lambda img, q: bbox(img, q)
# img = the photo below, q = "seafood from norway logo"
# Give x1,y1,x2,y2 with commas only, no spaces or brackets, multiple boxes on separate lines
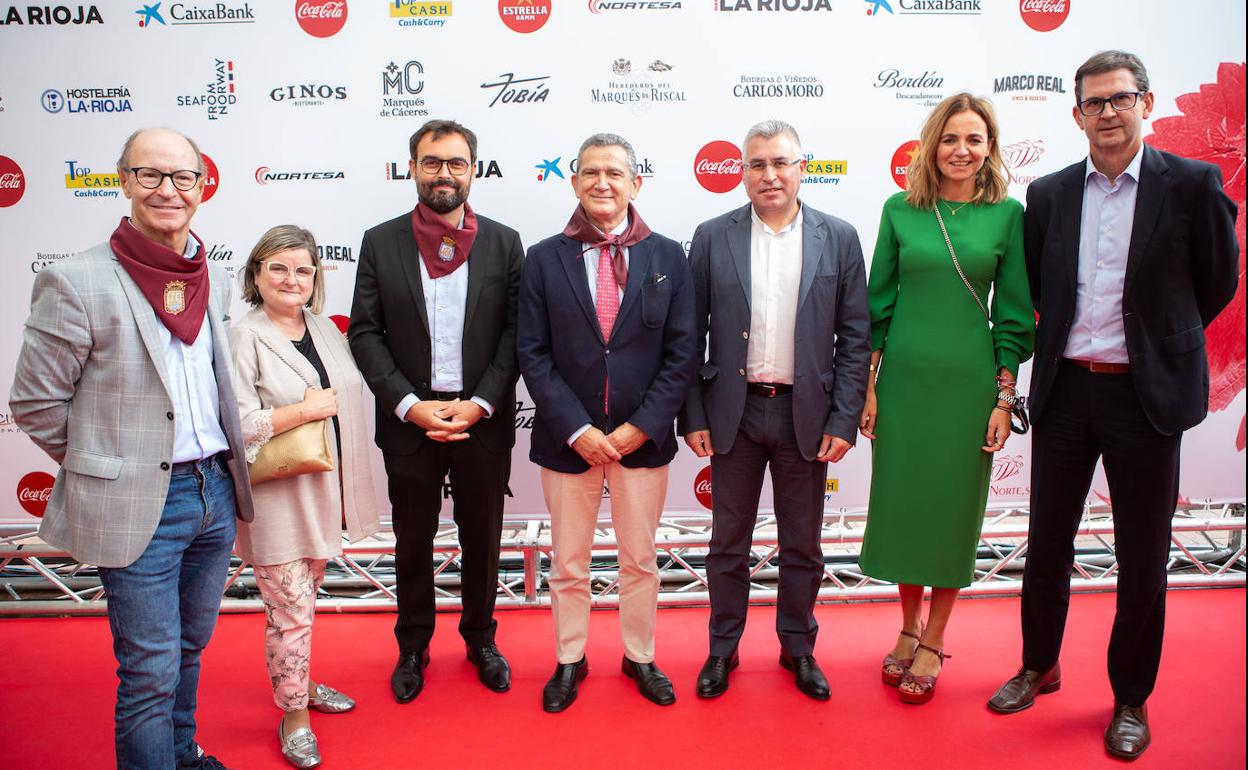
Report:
694,140,743,193
390,1,451,27
17,471,56,518
176,59,236,119
0,155,26,208
889,139,920,190
1002,139,1045,185
990,454,1028,497
1019,0,1068,31
0,4,102,24
498,0,549,33
694,465,712,509
295,0,348,37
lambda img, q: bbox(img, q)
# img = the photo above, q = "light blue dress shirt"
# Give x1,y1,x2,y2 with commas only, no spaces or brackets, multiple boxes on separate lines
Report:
1064,145,1144,364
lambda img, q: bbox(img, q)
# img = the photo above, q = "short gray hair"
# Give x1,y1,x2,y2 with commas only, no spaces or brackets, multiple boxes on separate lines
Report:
1074,50,1150,103
116,128,205,175
576,132,638,178
743,119,802,157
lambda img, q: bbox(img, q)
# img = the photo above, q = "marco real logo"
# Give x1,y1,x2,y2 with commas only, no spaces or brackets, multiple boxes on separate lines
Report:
296,0,348,36
993,73,1066,102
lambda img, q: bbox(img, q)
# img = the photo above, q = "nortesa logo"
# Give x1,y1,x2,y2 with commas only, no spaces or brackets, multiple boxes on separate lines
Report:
694,140,743,193
17,471,55,518
498,0,549,33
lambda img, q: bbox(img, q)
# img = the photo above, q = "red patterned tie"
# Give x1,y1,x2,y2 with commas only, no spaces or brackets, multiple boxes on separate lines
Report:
595,244,619,415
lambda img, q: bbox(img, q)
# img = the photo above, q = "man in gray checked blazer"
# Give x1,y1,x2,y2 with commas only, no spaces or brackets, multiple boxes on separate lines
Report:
10,128,254,770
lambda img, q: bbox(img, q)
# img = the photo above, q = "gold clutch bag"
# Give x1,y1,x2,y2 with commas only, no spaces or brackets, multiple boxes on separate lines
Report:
247,419,334,485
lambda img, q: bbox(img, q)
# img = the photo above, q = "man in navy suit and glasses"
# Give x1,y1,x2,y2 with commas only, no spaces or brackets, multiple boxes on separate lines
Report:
518,132,697,713
987,51,1238,760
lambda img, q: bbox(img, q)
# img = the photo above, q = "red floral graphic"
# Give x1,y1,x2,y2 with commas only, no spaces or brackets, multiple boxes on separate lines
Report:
1146,62,1247,450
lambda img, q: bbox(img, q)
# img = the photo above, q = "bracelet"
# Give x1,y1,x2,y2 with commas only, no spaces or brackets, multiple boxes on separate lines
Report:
993,405,1012,413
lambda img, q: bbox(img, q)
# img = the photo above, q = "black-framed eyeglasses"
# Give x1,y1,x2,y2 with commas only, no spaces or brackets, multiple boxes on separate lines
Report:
127,167,203,191
745,157,802,174
417,156,471,176
1077,91,1145,117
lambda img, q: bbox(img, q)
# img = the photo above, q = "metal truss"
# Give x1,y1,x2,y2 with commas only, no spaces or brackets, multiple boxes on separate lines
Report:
1,499,1242,615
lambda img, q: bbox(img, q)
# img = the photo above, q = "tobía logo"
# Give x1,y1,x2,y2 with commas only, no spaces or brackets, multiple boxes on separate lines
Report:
694,465,712,509
498,0,549,33
1019,0,1067,31
890,140,920,190
694,140,743,193
17,471,56,518
296,0,347,36
480,73,550,107
0,155,27,207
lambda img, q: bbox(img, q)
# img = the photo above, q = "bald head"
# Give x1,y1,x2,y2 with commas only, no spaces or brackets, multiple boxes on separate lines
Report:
117,128,204,176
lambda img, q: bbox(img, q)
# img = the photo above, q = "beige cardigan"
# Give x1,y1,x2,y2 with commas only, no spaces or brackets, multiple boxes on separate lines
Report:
229,307,379,565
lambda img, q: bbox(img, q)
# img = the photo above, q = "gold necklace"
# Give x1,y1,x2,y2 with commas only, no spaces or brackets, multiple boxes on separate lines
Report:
943,199,971,216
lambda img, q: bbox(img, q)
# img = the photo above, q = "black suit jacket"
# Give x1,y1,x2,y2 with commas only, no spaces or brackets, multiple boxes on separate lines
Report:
1024,144,1238,435
517,230,697,473
349,209,524,455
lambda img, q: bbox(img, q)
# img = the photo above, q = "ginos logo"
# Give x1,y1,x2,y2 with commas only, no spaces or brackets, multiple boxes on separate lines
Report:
498,0,550,33
296,0,348,37
330,314,350,335
1019,0,1069,31
890,140,920,190
201,153,220,203
0,155,26,208
17,471,55,518
694,465,712,510
694,140,743,193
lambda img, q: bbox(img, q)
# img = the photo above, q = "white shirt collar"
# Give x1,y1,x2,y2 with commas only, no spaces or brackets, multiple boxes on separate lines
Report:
1085,143,1145,185
750,202,803,235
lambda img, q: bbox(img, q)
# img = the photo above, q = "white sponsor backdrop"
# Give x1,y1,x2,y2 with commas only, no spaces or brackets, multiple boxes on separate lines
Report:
0,1,1243,525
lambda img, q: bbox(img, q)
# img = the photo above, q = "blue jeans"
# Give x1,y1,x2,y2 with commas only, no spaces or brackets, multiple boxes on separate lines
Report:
98,454,237,770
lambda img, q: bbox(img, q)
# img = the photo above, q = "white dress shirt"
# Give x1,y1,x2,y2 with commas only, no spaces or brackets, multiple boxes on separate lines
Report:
160,229,230,463
746,205,803,384
394,214,493,422
1064,145,1143,364
568,218,629,445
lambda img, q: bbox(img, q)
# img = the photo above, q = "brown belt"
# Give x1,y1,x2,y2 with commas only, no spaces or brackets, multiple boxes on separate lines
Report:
1065,358,1130,374
746,382,793,398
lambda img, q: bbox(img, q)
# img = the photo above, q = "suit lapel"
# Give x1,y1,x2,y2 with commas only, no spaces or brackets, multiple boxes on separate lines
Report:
557,236,604,344
1059,165,1084,298
613,235,653,336
1124,145,1170,299
797,206,826,313
394,215,430,334
726,205,752,310
463,229,487,334
114,263,174,398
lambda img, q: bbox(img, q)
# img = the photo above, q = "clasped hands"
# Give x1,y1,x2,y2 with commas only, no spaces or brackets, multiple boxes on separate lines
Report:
572,422,648,466
404,398,485,442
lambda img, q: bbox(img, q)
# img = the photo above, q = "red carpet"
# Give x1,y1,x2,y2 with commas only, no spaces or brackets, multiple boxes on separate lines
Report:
1,589,1243,769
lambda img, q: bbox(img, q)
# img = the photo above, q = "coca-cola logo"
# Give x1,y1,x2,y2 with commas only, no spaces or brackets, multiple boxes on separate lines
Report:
498,1,550,34
329,314,349,335
201,153,220,203
694,140,743,194
1001,139,1045,170
992,454,1024,482
694,465,712,510
296,0,348,37
17,471,55,518
890,139,920,190
1019,0,1069,31
0,155,26,208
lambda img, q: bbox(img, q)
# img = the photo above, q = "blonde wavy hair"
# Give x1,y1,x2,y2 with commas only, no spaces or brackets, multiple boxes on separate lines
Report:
905,92,1010,211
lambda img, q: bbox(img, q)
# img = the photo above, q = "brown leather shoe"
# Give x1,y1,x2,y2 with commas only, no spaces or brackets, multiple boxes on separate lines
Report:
1105,702,1150,760
986,664,1061,713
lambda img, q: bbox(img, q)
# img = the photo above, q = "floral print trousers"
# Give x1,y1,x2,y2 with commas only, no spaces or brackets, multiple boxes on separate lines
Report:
253,558,327,711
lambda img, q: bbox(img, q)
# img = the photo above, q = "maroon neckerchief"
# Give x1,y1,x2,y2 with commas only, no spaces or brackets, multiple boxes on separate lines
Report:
411,202,478,279
561,203,652,289
109,217,209,345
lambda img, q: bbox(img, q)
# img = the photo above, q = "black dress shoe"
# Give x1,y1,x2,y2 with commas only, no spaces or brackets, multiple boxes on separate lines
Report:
779,652,830,701
1105,701,1151,760
390,649,430,703
621,657,676,706
987,664,1062,714
696,652,740,698
466,644,511,692
542,657,588,713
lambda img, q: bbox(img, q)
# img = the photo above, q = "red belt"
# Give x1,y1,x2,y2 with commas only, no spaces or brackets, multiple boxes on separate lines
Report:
1065,358,1130,374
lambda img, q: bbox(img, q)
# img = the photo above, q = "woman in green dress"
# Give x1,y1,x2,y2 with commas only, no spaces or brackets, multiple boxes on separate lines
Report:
858,93,1034,704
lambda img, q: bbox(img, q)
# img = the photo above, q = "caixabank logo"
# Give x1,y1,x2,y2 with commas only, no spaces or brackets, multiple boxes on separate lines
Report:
1,4,102,25
390,0,451,27
0,155,27,208
715,0,831,12
41,86,134,115
63,160,120,199
177,59,236,120
533,154,655,182
296,0,348,36
134,2,255,27
498,0,549,33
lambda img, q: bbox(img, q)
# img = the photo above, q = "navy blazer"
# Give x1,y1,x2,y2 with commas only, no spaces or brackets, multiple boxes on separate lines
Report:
1024,144,1238,435
677,203,871,460
518,230,697,473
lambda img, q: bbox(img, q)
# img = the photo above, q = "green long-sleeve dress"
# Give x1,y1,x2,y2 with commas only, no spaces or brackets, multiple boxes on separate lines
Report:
859,192,1034,588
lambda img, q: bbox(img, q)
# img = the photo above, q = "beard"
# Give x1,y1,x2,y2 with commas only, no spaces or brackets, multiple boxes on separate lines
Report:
418,177,470,214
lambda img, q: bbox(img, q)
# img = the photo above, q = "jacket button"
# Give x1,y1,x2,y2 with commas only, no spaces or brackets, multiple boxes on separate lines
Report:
742,331,749,339
738,368,746,376
160,462,170,471
166,412,174,420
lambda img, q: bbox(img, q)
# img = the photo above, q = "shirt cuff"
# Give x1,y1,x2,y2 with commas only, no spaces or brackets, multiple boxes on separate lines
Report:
566,424,592,447
395,393,419,422
470,396,494,418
